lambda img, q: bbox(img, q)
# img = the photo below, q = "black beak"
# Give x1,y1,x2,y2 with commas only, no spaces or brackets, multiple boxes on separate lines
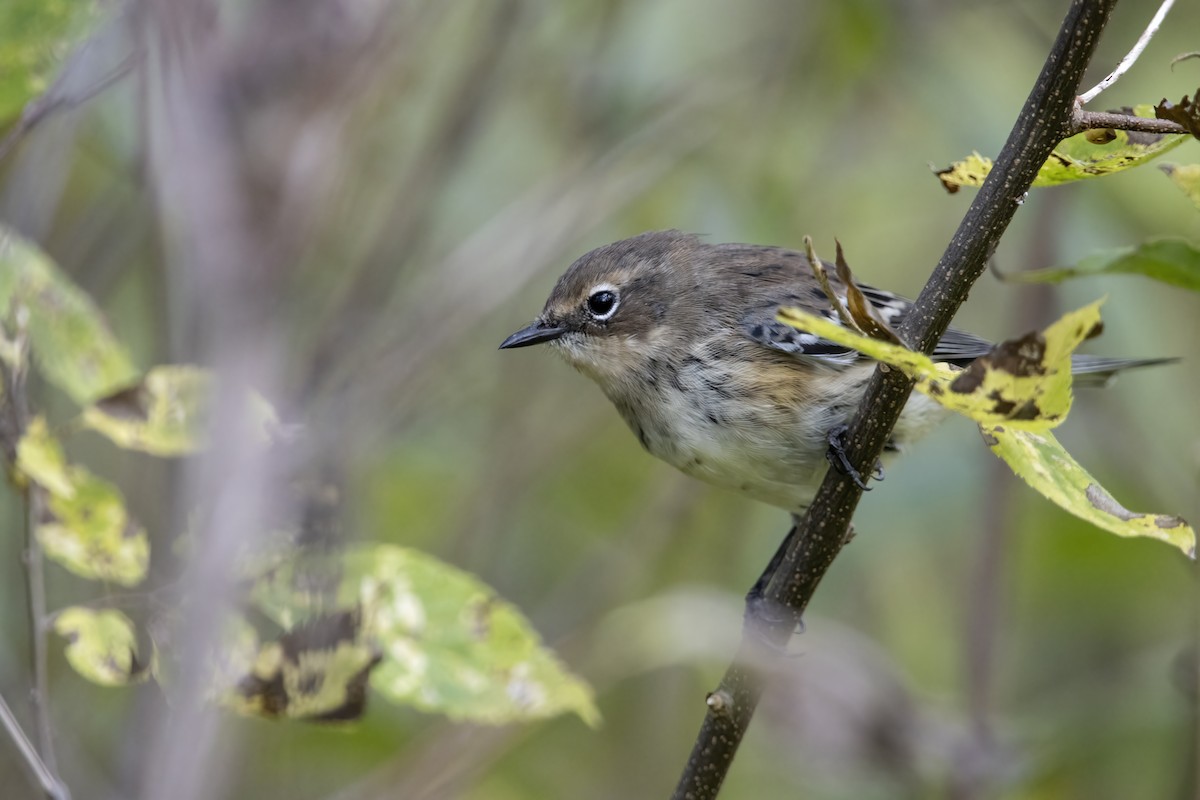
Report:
499,320,567,349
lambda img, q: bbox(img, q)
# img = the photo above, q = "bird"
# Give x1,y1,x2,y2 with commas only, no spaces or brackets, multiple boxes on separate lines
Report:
500,230,1167,516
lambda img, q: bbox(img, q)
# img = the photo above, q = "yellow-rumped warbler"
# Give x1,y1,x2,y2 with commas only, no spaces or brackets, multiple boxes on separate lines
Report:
501,230,1165,514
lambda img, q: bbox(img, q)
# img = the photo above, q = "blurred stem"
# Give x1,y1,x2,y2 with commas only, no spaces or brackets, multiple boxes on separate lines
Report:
671,2,1119,798
0,335,70,799
953,194,1064,800
1185,578,1200,800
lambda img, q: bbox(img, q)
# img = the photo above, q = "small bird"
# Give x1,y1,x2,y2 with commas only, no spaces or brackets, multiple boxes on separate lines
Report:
500,230,1165,515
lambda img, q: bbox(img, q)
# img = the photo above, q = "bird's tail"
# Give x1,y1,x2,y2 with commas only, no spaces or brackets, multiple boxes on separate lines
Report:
1069,355,1178,388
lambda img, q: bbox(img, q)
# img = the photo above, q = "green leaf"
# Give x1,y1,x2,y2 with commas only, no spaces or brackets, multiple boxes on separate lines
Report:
0,0,101,122
983,426,1195,558
777,300,1104,431
249,544,599,726
935,106,1188,192
0,226,140,404
1001,238,1200,291
81,366,213,456
17,416,149,586
1160,163,1200,209
53,607,153,686
81,365,288,456
14,415,74,495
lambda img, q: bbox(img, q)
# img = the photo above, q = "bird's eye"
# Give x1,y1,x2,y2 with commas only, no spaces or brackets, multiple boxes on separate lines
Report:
586,289,619,320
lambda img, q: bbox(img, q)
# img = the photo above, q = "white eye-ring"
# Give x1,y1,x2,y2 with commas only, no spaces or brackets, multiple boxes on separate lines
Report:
585,284,620,321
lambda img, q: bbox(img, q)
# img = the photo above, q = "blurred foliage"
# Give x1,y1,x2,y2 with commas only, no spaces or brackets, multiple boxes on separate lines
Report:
248,545,598,725
1,1,1199,799
1004,236,1200,289
0,227,139,404
16,415,149,586
1161,161,1200,208
1,229,593,726
0,0,98,122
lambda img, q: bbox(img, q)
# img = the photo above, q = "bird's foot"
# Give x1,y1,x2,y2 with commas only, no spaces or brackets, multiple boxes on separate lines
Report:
825,424,883,490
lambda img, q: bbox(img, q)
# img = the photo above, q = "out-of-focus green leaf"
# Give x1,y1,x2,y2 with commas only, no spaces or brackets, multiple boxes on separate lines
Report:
82,366,213,456
777,300,1104,431
53,607,152,686
1160,163,1200,209
0,226,140,405
935,106,1187,192
17,416,149,586
0,0,100,122
14,415,74,495
250,544,599,726
1000,239,1200,291
983,426,1195,558
219,610,382,722
82,365,289,455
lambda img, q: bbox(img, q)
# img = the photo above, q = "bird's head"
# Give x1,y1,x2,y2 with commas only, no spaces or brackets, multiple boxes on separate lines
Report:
500,230,702,387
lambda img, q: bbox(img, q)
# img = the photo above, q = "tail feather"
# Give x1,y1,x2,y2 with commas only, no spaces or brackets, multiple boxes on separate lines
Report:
1069,355,1178,388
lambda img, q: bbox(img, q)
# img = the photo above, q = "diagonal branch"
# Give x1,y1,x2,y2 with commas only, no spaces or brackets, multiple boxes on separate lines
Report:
670,1,1120,797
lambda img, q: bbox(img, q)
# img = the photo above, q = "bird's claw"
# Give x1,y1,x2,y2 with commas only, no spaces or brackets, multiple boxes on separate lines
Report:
825,424,882,490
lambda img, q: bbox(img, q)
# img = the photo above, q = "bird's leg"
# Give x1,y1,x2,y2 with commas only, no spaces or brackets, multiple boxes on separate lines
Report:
825,423,884,490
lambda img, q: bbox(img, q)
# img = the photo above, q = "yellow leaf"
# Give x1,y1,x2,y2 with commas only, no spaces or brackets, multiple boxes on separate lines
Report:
82,366,213,456
54,607,153,686
983,426,1195,558
16,415,149,586
777,300,1104,430
0,227,140,404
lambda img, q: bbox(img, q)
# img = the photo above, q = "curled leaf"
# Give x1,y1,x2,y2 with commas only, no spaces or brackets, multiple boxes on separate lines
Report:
1155,93,1200,139
833,241,903,344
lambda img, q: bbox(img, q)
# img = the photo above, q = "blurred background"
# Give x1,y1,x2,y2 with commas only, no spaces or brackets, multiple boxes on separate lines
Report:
1,0,1199,798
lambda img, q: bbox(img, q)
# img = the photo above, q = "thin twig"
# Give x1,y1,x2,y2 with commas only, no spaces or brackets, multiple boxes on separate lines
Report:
0,333,69,798
1070,108,1189,136
1078,0,1174,104
7,339,58,770
0,693,70,800
0,43,139,164
670,2,1119,797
